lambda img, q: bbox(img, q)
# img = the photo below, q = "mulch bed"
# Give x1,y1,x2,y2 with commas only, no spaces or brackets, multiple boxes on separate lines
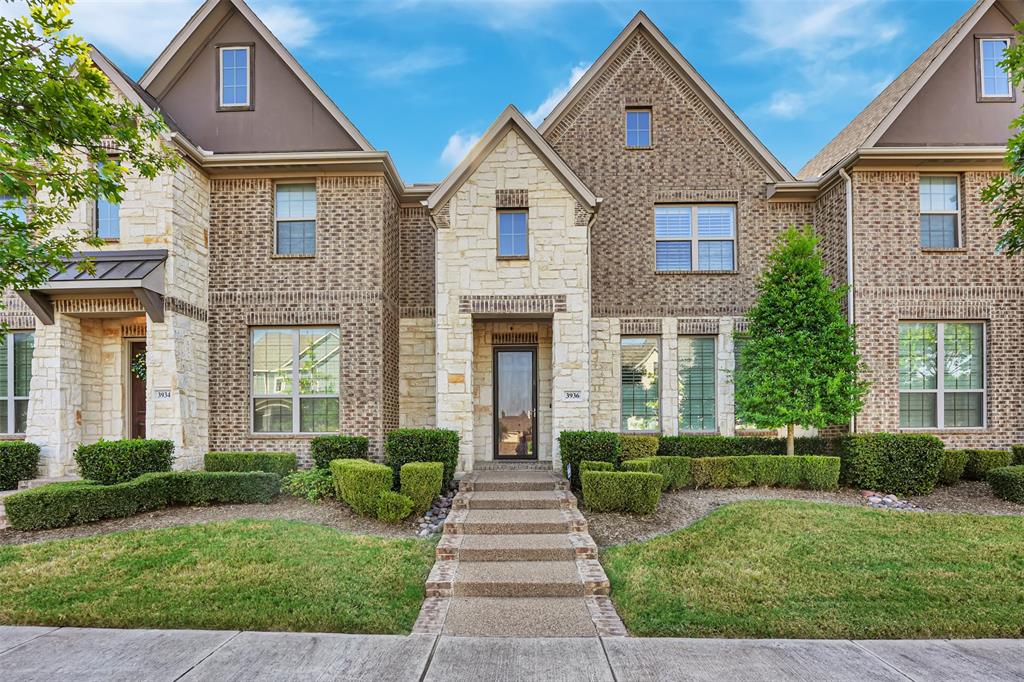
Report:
0,495,419,546
584,481,1024,547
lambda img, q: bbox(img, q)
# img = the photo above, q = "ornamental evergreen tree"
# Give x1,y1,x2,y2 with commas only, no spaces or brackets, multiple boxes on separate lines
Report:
735,225,869,455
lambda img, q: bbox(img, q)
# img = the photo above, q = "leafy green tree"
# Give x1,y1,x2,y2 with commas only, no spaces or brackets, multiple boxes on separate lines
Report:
0,0,180,334
735,225,869,455
982,30,1024,256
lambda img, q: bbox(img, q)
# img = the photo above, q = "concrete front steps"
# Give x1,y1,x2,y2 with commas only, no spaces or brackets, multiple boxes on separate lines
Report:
414,468,625,637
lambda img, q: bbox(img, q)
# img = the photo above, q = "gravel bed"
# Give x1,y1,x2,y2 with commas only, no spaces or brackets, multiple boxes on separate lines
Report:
584,482,1023,548
0,495,419,546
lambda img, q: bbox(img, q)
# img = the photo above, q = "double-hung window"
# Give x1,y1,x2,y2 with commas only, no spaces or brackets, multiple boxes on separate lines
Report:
252,327,340,434
621,337,660,432
626,108,651,147
275,183,316,255
919,176,959,248
219,46,251,108
497,209,528,258
655,205,736,272
95,162,120,240
0,332,34,434
899,322,985,429
678,336,716,432
978,37,1012,99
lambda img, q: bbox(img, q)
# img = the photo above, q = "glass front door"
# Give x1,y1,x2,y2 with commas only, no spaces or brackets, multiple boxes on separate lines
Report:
494,347,537,459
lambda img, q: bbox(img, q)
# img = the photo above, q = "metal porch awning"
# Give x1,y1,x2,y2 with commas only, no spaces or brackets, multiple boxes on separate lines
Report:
16,249,167,324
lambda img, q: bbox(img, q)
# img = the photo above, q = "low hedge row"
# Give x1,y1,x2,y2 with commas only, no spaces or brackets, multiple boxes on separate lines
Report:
5,471,279,531
658,435,833,458
401,461,444,515
385,428,459,488
938,450,969,486
1013,445,1024,466
310,436,369,469
621,456,692,491
987,465,1024,504
580,460,615,473
582,471,662,514
559,431,621,489
0,442,40,490
836,433,943,495
74,439,174,485
963,449,1014,481
204,451,296,477
620,435,659,461
690,455,840,490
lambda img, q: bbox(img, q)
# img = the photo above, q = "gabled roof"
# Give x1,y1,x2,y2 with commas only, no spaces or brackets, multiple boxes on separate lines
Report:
426,105,599,212
798,0,1018,179
139,0,372,151
537,11,794,182
90,46,188,141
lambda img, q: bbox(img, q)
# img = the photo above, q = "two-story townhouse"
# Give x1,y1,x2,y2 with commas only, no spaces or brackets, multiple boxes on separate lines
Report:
3,0,1019,478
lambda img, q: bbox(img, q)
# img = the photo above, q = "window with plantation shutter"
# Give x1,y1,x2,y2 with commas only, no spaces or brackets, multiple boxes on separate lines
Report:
655,205,735,272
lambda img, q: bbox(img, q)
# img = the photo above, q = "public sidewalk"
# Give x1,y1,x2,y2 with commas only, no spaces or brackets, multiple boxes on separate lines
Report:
1,626,1022,681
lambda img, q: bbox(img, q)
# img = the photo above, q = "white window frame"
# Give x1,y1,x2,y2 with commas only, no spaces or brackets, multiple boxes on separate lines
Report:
1,331,33,435
625,107,652,148
919,175,960,249
274,181,317,256
250,327,340,435
678,335,718,433
219,45,251,108
898,321,987,430
655,204,737,272
979,37,1012,98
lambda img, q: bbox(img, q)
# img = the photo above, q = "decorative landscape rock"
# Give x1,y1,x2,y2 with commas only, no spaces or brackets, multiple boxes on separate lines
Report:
860,490,922,511
414,485,458,537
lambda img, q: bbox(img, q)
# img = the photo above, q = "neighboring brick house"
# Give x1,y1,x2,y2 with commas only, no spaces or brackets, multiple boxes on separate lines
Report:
2,0,1019,476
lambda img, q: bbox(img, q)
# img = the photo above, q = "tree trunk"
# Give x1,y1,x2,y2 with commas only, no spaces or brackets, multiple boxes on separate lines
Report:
786,424,795,456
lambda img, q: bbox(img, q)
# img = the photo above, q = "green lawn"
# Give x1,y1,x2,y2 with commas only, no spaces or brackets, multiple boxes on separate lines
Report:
0,520,435,634
603,500,1024,639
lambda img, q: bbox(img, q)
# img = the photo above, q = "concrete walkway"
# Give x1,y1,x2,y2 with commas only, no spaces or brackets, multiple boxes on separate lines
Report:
1,627,1022,681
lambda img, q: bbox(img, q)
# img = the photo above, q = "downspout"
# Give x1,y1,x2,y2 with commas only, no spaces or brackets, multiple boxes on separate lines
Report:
839,167,855,434
585,198,602,434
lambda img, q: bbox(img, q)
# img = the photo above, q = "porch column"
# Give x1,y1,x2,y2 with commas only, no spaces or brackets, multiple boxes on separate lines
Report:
660,317,679,436
551,310,590,471
436,312,474,474
25,313,83,476
718,317,737,436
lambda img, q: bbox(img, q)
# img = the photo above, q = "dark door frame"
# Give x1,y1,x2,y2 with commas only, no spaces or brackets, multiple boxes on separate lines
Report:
128,339,147,440
492,345,539,460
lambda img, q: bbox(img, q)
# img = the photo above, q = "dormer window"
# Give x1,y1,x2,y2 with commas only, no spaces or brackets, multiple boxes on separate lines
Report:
977,37,1013,101
219,45,252,109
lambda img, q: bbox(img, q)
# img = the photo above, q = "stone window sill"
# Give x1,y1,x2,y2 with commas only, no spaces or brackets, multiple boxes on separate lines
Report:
625,145,655,151
271,253,316,259
897,427,991,435
655,269,738,276
247,432,331,439
496,256,530,262
920,247,967,254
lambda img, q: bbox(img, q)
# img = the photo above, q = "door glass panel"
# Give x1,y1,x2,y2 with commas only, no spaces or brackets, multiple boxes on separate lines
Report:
496,350,534,458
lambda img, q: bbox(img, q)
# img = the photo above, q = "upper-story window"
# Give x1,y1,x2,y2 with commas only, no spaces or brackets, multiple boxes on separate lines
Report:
919,175,959,249
275,183,316,255
0,194,25,223
655,205,736,272
497,209,528,258
978,37,1012,100
219,45,251,108
94,161,120,240
626,108,651,147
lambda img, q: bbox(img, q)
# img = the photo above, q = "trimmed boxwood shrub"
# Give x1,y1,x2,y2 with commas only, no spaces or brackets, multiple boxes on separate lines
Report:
621,456,692,491
0,441,40,490
987,465,1024,504
938,450,969,486
377,490,415,523
401,461,444,515
690,455,840,490
836,433,943,495
331,459,392,517
619,435,659,461
309,436,369,469
580,460,615,473
658,434,833,458
582,471,662,514
4,471,279,531
204,451,296,477
74,439,174,485
559,431,620,489
1013,445,1024,466
385,428,459,488
963,449,1014,481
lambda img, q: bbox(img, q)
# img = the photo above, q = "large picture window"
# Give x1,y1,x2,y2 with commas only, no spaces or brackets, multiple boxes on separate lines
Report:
0,331,34,434
655,205,736,272
899,322,985,429
252,327,339,434
679,336,716,432
621,337,659,432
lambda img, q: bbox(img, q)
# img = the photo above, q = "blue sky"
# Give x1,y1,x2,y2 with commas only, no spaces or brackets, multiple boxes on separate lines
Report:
67,0,975,183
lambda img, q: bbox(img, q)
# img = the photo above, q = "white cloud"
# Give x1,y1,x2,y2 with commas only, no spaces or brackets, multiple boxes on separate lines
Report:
366,46,465,81
525,62,589,126
440,130,482,169
766,91,807,119
254,2,322,48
